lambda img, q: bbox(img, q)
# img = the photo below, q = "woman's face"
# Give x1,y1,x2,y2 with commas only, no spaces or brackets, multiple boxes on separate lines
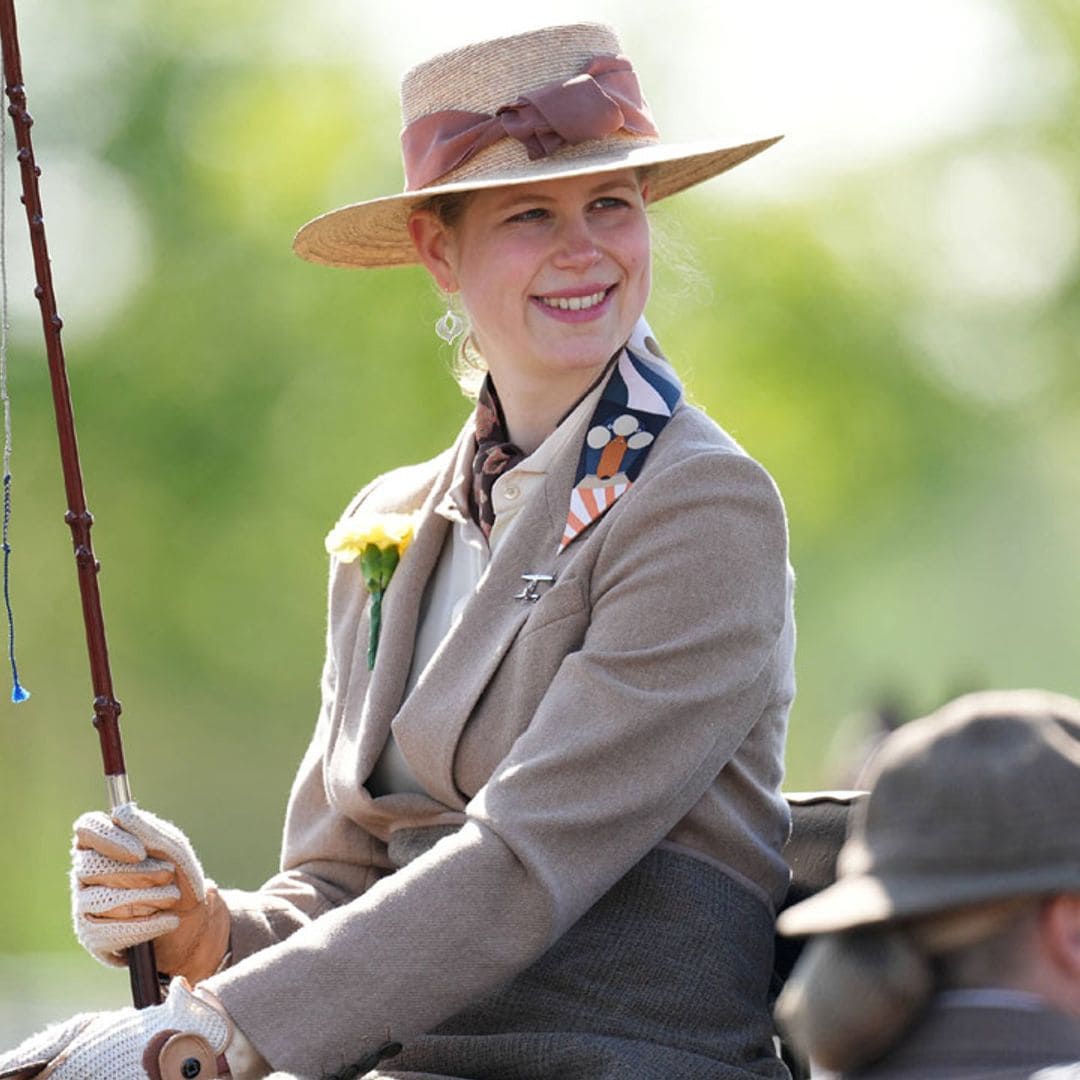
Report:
412,169,651,391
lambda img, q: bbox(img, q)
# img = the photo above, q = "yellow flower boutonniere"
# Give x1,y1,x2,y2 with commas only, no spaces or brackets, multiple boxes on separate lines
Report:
325,510,419,669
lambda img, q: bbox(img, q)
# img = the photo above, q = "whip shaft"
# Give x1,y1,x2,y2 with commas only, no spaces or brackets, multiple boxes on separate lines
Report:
0,0,160,1008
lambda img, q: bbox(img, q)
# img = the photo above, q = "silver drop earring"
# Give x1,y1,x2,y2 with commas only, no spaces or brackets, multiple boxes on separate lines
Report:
435,307,465,344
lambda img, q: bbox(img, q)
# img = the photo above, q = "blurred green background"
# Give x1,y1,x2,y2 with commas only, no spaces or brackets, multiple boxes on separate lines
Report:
0,0,1077,1038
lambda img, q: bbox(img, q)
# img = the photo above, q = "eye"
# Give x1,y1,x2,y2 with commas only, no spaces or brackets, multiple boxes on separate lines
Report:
591,195,631,212
506,207,548,223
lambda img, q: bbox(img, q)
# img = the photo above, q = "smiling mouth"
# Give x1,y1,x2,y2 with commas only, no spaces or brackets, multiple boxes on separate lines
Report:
536,287,611,312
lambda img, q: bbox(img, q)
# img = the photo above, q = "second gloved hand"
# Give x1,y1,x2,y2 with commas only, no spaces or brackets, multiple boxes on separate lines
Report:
72,802,231,983
0,977,239,1079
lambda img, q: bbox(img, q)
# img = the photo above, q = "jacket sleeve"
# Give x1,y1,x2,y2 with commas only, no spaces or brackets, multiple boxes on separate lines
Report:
204,446,793,1076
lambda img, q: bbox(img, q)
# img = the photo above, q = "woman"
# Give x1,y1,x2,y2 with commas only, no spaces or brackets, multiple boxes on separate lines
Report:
1,23,795,1080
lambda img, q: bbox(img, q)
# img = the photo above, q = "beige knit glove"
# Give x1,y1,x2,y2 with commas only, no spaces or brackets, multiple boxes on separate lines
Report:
0,978,236,1079
71,802,231,984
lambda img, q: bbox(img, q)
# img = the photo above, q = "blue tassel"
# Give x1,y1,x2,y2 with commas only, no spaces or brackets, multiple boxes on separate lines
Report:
2,474,28,703
1,115,27,704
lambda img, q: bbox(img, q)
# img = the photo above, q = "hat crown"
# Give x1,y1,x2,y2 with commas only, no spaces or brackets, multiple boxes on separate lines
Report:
400,23,624,125
292,22,782,268
842,690,1080,895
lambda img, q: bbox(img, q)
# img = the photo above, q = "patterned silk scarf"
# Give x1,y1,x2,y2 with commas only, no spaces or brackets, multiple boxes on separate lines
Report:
561,319,682,550
468,318,682,548
470,378,525,538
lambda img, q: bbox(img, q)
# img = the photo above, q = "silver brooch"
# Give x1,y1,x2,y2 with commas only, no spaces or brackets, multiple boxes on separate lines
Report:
514,573,555,602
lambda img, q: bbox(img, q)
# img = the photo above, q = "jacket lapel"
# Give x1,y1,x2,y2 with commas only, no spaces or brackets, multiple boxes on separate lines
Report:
338,453,457,786
391,430,577,809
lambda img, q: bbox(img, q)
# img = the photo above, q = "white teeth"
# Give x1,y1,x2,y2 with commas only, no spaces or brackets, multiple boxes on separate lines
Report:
539,289,607,311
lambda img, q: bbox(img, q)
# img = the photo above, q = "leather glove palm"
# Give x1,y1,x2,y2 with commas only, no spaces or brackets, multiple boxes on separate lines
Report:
72,802,230,984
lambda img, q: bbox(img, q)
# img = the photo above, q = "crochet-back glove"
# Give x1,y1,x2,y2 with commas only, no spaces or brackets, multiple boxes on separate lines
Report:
72,802,231,984
0,978,236,1079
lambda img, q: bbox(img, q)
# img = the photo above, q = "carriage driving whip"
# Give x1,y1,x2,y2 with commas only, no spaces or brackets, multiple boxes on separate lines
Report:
0,0,162,1007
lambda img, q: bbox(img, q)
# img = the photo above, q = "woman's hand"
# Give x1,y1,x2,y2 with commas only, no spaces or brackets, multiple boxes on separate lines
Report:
71,803,231,984
0,978,235,1079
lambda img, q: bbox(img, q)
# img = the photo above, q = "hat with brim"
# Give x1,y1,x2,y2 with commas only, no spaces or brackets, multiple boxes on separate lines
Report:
778,689,1080,938
778,857,1080,938
293,23,782,269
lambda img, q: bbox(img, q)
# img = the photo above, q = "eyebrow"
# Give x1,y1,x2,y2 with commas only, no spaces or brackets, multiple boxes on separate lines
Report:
492,178,638,211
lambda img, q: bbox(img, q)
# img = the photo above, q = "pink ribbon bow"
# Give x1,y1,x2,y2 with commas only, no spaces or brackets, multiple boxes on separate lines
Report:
401,55,659,191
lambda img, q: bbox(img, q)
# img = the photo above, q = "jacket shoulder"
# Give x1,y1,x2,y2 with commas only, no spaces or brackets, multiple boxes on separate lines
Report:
660,401,754,460
647,403,783,498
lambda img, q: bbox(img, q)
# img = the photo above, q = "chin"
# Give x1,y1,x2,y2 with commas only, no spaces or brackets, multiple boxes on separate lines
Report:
543,351,615,377
545,332,630,370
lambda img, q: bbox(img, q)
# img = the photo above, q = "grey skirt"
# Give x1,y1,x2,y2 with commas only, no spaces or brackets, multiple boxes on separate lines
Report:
369,845,790,1080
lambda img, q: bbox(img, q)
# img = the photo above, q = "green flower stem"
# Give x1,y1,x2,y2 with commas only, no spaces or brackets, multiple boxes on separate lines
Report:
360,543,403,669
367,587,383,670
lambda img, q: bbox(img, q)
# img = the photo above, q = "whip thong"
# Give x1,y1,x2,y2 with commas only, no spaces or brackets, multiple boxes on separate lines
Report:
0,0,161,1007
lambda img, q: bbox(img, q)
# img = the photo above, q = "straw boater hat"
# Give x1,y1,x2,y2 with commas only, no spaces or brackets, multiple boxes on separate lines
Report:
778,688,1080,938
293,22,781,269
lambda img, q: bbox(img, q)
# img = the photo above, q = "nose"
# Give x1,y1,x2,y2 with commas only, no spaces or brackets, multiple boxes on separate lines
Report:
552,215,602,271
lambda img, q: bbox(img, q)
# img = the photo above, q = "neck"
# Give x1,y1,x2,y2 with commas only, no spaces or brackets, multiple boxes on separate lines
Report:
489,364,608,454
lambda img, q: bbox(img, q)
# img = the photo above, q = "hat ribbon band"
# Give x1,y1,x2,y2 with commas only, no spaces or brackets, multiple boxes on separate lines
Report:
401,54,659,192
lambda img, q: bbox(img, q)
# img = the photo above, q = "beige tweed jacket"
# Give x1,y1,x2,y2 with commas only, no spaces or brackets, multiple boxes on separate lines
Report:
206,399,796,1078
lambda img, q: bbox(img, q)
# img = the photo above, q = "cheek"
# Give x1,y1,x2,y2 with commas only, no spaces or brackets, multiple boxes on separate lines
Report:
455,263,518,343
456,243,537,316
635,244,652,285
612,216,651,284
626,237,652,299
631,223,652,275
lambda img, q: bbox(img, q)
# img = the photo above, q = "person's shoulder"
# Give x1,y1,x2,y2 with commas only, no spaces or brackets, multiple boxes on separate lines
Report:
659,400,756,461
647,401,783,502
339,446,456,519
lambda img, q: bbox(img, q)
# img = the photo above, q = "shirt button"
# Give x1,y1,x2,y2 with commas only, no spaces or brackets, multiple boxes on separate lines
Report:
503,484,521,500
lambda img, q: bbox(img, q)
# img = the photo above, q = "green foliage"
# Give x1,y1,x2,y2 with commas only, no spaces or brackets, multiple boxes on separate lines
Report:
0,1,1077,986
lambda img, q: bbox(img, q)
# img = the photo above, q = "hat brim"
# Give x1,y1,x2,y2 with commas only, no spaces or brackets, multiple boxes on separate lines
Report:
293,135,782,270
777,862,1080,938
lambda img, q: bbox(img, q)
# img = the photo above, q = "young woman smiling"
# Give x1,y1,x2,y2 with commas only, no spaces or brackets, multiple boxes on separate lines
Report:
2,23,795,1080
409,172,653,452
